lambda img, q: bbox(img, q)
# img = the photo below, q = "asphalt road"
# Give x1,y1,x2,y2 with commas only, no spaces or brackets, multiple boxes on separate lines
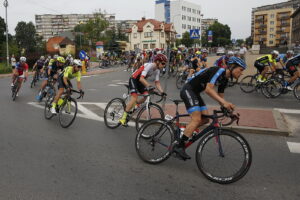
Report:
0,69,299,200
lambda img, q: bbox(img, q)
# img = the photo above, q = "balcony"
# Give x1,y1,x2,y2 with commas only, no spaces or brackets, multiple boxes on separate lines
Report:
277,15,290,20
255,24,267,29
255,18,267,23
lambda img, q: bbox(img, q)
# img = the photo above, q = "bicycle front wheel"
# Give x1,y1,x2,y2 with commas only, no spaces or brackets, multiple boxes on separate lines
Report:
135,103,164,132
135,119,174,164
59,98,78,128
196,129,252,184
44,96,54,120
104,98,126,129
240,75,256,93
294,82,300,100
264,78,282,98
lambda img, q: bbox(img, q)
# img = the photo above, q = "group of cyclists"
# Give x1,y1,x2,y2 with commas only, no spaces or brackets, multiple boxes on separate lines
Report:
10,54,85,115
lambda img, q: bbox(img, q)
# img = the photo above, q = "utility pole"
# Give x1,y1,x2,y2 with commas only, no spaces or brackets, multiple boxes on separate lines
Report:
4,0,9,68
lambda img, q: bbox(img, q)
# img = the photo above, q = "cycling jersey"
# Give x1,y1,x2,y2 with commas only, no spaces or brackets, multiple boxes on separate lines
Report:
36,59,45,69
214,56,229,68
48,59,55,67
131,63,160,82
63,66,81,81
198,55,207,62
191,55,199,70
255,54,276,65
180,67,228,114
285,54,300,75
15,62,29,75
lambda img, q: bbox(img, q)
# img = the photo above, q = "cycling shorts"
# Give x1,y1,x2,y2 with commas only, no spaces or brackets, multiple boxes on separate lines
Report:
180,84,207,114
57,75,72,89
254,61,267,73
128,77,147,96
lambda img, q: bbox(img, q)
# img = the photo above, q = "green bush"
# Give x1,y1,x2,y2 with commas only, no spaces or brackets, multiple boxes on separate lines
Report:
0,63,12,74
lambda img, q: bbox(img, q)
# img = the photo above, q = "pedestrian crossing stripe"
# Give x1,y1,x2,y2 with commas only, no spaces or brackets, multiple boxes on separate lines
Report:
287,142,300,154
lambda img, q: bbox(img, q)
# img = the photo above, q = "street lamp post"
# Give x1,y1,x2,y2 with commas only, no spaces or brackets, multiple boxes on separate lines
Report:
3,0,9,68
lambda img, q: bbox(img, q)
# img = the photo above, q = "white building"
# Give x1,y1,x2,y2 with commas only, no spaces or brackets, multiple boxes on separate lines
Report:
127,18,176,51
155,0,202,39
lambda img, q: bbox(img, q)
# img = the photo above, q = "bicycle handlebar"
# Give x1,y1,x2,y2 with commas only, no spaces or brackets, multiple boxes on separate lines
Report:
65,89,84,99
202,107,240,126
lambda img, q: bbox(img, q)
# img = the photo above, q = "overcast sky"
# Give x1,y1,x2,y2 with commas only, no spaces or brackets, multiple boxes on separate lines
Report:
1,0,287,39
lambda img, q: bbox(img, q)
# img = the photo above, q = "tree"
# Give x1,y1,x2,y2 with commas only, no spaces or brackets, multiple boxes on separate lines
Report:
15,21,37,54
202,21,232,47
236,39,245,47
181,31,194,47
0,17,6,43
245,36,253,47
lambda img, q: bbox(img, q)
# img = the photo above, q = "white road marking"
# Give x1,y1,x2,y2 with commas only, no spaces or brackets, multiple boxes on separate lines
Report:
287,142,300,154
107,84,119,87
27,102,136,127
275,108,300,114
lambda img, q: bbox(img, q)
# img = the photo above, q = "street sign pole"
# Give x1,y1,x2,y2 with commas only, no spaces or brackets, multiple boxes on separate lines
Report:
4,0,9,68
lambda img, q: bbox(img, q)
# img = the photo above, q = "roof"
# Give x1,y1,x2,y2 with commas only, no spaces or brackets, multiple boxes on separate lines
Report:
129,18,174,33
59,37,75,45
46,36,65,53
96,41,104,46
291,6,300,18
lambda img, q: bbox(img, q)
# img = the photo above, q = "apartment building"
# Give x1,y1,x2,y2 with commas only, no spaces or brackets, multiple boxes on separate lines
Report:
127,18,176,50
251,0,300,47
155,0,202,38
35,13,115,41
291,7,300,43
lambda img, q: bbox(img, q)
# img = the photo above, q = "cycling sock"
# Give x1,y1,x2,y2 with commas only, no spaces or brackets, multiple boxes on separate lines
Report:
121,112,128,120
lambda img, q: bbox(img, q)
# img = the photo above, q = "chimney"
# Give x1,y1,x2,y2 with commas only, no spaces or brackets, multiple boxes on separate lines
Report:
142,17,146,21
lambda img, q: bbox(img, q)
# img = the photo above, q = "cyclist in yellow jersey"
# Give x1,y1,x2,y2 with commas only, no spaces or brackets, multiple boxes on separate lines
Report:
254,50,279,82
51,59,84,114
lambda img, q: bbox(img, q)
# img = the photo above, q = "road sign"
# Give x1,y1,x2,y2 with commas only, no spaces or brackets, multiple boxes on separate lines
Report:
190,29,200,39
79,50,87,60
208,30,213,36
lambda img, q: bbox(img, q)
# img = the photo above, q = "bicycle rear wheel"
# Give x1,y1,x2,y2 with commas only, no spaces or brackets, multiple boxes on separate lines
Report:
135,103,164,132
59,98,78,128
196,129,252,184
135,119,174,164
293,82,300,100
240,75,256,93
11,84,18,101
104,98,126,129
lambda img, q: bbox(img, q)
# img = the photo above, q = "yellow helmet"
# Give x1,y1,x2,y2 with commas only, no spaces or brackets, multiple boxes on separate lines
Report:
196,51,201,55
57,56,65,64
173,47,178,51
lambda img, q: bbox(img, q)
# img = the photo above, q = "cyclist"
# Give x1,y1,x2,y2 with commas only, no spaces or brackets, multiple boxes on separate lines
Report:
65,54,74,66
32,56,45,81
51,59,84,114
283,53,300,90
119,54,168,126
11,56,29,96
199,49,208,68
277,50,294,68
188,51,201,77
214,51,234,68
254,50,279,82
36,56,66,101
175,57,247,159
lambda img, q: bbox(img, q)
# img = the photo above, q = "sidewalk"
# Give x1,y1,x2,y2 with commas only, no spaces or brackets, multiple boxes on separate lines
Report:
160,104,290,136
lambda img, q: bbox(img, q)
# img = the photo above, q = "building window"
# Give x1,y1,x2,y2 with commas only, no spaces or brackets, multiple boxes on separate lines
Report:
187,8,191,12
188,16,191,21
134,33,137,38
182,15,186,20
270,34,274,38
193,17,196,22
134,44,139,49
161,43,165,49
182,6,186,11
144,32,153,38
161,32,164,38
150,43,156,49
188,25,191,29
143,44,148,49
270,28,274,32
270,21,274,25
271,14,275,18
192,26,195,29
269,40,273,45
197,18,201,23
192,9,196,14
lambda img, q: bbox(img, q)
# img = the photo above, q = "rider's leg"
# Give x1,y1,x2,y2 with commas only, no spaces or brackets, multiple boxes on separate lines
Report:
11,69,18,86
119,94,138,125
261,66,268,81
288,71,299,84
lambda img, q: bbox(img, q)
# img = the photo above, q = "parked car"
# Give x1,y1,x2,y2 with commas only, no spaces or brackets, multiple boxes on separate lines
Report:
216,47,226,56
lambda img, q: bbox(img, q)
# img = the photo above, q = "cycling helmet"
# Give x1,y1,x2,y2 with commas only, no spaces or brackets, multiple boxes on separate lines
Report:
53,54,59,59
154,54,167,63
20,57,26,62
271,50,279,56
196,51,201,55
73,59,82,67
67,54,72,58
287,50,294,55
173,47,178,51
227,51,234,56
56,56,65,64
40,56,45,60
227,56,247,70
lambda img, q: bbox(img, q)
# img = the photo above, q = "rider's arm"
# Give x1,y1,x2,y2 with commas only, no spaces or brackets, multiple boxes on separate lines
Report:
32,63,37,71
155,81,163,93
77,81,82,91
139,76,150,88
205,83,226,106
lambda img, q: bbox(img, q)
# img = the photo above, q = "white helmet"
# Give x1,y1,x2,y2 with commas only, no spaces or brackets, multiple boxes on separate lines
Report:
67,54,72,58
227,51,234,56
40,56,45,60
53,54,59,59
271,50,279,56
20,57,26,62
73,59,82,67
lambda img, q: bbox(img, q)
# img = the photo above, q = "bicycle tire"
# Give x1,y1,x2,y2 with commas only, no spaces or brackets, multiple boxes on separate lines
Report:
59,98,78,128
44,96,54,120
261,81,272,98
196,129,252,184
11,83,18,101
293,82,300,101
104,98,126,129
135,119,174,164
264,78,282,98
176,74,186,89
135,103,165,132
240,75,256,93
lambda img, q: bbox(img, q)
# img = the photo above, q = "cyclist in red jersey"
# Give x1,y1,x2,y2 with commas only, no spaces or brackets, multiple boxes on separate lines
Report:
119,54,167,126
11,56,29,95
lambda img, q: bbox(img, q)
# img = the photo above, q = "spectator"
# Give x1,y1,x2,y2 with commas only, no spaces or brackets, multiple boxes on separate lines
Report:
239,44,247,61
11,54,16,69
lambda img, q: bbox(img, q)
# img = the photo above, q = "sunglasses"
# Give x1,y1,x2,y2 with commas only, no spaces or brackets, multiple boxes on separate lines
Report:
161,62,166,65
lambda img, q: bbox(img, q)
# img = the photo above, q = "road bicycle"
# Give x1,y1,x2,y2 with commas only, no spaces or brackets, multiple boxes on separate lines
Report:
104,85,165,131
11,75,25,101
44,89,84,128
30,69,41,88
135,99,252,184
38,77,56,102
